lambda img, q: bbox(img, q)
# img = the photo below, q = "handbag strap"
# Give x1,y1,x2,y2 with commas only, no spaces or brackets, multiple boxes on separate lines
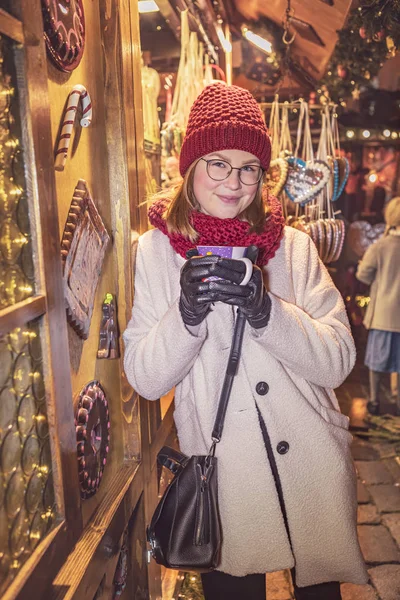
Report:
158,446,189,474
211,247,260,444
211,309,247,442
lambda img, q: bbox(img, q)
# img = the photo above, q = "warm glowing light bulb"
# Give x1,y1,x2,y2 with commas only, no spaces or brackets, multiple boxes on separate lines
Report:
243,30,273,53
138,0,159,13
362,130,371,138
216,26,232,53
346,130,355,139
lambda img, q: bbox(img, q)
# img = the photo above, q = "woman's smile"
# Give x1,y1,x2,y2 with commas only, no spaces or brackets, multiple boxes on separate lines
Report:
216,194,241,204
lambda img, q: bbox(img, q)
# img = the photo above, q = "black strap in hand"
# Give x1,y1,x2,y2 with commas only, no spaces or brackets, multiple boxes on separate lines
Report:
211,309,247,442
210,246,258,443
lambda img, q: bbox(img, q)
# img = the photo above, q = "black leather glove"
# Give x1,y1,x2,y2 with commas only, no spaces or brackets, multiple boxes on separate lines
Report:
238,266,272,329
209,262,272,330
179,254,249,326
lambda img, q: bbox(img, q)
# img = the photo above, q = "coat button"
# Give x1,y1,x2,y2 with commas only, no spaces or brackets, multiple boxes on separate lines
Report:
256,381,269,395
277,441,289,455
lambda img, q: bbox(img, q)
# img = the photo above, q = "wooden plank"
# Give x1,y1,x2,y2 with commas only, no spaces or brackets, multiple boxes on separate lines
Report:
0,9,24,43
0,4,83,598
156,0,181,43
16,0,82,531
126,0,148,233
0,295,46,337
139,395,163,599
121,495,149,600
99,0,141,467
0,523,69,600
149,401,175,469
50,462,142,600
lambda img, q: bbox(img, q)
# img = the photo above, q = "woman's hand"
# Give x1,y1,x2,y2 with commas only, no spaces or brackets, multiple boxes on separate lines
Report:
179,254,249,326
208,262,272,329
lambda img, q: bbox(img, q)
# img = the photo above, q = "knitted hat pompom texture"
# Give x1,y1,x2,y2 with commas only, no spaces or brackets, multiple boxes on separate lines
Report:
179,83,272,177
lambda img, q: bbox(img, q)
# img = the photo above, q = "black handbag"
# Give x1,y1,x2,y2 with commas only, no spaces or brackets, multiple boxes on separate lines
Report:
147,309,247,571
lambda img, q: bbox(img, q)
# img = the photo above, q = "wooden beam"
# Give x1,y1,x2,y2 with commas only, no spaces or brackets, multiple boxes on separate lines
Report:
50,462,142,600
139,394,163,599
150,400,175,469
157,0,219,62
15,0,83,528
156,0,181,42
0,295,46,337
0,9,24,43
182,0,218,61
6,7,84,599
1,523,70,600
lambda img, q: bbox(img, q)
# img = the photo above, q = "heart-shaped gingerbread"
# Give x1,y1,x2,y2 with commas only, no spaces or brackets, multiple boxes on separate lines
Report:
347,221,385,258
332,157,349,201
266,158,288,197
284,157,331,205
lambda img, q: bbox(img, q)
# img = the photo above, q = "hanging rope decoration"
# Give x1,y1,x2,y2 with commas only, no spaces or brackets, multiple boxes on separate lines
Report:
266,96,289,198
270,0,296,96
282,0,296,46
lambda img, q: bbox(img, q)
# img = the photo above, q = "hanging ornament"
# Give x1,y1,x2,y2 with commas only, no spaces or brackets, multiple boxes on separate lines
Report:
41,0,85,72
386,36,396,56
337,65,348,79
364,70,371,80
266,158,289,198
373,29,385,42
359,27,367,39
284,157,331,205
351,87,361,100
332,157,350,201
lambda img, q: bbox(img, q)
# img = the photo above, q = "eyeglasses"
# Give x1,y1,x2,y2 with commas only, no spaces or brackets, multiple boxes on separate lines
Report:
200,158,264,186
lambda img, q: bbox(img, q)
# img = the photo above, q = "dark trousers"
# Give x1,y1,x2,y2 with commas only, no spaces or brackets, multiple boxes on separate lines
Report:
201,570,342,600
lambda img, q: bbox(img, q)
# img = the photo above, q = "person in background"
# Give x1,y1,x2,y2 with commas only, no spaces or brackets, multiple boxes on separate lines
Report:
123,83,368,600
369,185,386,224
356,196,400,415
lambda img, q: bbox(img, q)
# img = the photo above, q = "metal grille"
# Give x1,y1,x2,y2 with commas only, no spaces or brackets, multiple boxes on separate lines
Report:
0,322,56,592
0,322,55,592
0,35,35,309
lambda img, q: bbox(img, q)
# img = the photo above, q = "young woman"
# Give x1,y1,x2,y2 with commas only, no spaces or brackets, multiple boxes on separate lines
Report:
123,83,368,600
356,196,400,416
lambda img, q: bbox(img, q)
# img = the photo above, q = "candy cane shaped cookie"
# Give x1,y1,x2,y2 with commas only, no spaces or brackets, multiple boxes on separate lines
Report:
55,84,92,171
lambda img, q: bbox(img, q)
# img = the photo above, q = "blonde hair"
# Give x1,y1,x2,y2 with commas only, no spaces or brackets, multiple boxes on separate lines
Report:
154,160,269,243
385,196,400,230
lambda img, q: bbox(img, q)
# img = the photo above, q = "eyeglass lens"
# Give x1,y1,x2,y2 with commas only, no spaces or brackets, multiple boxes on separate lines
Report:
206,159,262,185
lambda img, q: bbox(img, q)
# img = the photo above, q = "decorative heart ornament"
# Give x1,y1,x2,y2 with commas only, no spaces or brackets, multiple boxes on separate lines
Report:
347,221,385,258
266,158,288,197
321,219,346,264
284,157,331,205
332,157,349,201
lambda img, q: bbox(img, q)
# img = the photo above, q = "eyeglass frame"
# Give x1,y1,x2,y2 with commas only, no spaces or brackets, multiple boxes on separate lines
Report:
199,157,265,186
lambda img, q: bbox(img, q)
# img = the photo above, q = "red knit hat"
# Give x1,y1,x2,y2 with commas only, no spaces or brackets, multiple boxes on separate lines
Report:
179,83,271,177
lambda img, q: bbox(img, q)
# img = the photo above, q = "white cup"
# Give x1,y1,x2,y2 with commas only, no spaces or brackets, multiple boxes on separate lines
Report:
197,246,253,286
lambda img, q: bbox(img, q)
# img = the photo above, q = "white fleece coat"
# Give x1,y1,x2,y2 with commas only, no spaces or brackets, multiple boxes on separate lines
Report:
123,226,368,588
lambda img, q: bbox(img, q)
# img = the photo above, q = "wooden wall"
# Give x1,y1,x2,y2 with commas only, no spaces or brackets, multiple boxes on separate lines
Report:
46,0,130,526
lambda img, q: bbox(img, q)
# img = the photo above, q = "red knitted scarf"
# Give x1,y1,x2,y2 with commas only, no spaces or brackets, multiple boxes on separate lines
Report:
148,194,284,266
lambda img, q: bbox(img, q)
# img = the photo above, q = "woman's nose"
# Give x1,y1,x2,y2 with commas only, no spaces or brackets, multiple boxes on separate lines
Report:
224,168,241,189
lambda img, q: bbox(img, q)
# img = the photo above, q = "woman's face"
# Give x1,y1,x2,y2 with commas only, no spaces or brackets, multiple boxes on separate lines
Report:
193,149,260,219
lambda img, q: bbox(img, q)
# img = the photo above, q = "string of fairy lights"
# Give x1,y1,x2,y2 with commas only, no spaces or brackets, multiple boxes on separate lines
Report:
0,36,34,309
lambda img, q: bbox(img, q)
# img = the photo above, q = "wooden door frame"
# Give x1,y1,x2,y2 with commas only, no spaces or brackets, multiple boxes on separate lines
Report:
0,1,176,597
49,1,178,596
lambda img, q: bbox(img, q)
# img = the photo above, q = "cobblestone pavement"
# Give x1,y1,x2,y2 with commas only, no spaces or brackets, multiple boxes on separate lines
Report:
266,363,400,600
